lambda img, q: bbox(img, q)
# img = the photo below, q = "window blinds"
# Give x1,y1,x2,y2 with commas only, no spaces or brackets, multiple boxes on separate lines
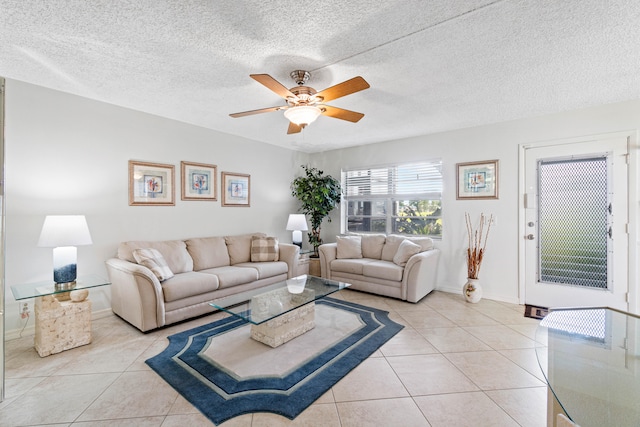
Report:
343,160,443,198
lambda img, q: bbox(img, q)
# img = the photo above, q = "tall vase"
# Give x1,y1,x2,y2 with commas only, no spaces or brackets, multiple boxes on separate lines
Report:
463,278,482,303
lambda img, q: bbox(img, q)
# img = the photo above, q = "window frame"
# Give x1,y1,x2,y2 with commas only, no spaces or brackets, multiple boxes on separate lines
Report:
342,160,443,238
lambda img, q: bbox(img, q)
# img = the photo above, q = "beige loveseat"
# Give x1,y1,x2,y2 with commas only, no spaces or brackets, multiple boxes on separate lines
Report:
105,233,299,332
319,234,439,303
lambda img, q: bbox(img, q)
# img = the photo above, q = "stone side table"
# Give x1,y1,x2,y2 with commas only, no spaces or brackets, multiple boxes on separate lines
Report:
11,275,110,357
297,251,310,276
308,258,321,277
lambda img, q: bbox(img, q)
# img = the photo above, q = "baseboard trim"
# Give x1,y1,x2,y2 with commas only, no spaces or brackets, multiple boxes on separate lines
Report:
435,285,520,305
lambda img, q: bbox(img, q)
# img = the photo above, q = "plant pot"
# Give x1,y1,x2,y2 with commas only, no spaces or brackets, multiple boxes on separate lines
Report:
463,278,482,303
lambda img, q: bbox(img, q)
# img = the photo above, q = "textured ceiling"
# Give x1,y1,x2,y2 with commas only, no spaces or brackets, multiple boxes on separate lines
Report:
2,0,640,152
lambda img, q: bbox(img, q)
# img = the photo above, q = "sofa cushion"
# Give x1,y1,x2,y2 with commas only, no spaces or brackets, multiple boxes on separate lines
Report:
250,236,279,262
336,235,363,259
161,271,219,302
404,236,434,252
363,260,404,282
185,237,230,270
119,240,194,274
199,266,259,288
380,235,406,261
393,239,421,266
330,258,373,275
225,233,266,265
360,234,386,259
234,261,288,279
132,248,174,281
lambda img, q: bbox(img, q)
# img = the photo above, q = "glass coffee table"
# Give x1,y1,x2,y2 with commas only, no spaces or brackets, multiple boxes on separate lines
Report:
209,275,350,348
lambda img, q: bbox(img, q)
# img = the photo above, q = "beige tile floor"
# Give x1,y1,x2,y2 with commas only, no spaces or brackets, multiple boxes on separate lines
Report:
0,290,547,426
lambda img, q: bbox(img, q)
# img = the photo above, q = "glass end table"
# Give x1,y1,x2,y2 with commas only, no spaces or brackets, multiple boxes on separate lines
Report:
10,274,111,357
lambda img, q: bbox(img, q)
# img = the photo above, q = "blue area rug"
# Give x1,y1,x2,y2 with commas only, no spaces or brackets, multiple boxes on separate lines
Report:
146,297,403,425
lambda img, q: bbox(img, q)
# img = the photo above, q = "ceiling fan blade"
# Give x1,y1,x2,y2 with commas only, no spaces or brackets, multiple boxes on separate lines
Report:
320,105,365,123
250,74,296,99
287,121,302,134
229,106,285,118
315,76,370,102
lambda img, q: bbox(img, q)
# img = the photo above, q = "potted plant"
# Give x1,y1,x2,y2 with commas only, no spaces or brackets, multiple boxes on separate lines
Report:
291,165,342,256
464,212,493,303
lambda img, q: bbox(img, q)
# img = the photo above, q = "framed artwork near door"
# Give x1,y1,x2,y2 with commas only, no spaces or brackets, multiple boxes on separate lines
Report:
456,159,499,200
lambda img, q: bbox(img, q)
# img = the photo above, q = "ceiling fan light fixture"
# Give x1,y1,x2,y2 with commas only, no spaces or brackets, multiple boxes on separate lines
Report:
284,105,322,127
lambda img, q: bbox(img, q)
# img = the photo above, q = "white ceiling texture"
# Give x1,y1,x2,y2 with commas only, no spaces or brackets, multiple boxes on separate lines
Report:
2,1,640,153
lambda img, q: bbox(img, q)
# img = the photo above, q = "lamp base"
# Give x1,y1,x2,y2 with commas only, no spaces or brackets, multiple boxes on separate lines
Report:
291,230,303,249
52,246,78,284
54,281,77,292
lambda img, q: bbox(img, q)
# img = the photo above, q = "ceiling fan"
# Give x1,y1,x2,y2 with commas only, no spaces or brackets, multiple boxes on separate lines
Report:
230,70,370,134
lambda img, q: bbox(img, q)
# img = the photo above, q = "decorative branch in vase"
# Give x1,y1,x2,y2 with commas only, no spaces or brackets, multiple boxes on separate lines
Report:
464,212,493,302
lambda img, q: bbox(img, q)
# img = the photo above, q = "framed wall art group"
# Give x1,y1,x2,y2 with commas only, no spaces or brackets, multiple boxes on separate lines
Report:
128,160,250,207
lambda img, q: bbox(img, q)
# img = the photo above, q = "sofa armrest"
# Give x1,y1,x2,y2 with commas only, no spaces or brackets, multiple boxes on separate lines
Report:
278,243,300,279
105,258,166,332
319,243,337,279
402,249,440,302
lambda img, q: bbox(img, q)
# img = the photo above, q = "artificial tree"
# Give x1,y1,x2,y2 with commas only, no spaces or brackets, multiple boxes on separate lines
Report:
290,165,342,256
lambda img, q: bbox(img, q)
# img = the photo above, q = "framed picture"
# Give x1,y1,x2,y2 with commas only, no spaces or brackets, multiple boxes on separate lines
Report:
129,160,175,206
456,160,499,200
181,161,217,201
221,172,250,207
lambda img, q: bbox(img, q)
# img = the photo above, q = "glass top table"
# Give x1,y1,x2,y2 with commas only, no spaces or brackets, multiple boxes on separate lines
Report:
209,275,350,325
10,274,111,300
535,307,640,426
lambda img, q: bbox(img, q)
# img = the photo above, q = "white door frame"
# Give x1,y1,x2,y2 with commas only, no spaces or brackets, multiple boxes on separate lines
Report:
518,130,638,312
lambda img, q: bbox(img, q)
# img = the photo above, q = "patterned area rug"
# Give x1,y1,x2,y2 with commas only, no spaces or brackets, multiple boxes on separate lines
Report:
146,297,404,425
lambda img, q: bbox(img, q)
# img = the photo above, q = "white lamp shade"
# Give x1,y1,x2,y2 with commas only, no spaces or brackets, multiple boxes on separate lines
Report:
284,106,322,126
286,214,308,231
38,215,93,247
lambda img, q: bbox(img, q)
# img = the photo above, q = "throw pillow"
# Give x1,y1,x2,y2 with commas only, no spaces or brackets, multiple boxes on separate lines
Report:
392,239,421,267
405,236,434,252
132,248,174,281
336,235,363,259
225,233,266,264
381,234,406,261
250,236,279,262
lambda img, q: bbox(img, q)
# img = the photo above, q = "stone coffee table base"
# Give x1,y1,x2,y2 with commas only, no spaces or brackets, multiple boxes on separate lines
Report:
250,302,315,348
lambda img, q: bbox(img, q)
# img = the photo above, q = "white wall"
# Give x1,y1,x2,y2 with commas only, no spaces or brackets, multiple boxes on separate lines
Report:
312,100,640,305
4,80,310,332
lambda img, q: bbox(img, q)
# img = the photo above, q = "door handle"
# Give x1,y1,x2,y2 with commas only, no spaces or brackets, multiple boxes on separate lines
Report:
608,226,613,239
526,234,535,240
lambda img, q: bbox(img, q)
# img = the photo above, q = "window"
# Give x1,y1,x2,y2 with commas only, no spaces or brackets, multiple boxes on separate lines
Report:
343,160,443,237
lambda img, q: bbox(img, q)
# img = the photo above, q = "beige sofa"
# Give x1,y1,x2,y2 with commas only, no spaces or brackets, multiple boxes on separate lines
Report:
319,234,439,303
105,233,299,332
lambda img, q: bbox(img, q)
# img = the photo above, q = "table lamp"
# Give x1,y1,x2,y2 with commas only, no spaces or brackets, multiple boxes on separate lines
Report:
286,214,308,248
37,215,93,288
